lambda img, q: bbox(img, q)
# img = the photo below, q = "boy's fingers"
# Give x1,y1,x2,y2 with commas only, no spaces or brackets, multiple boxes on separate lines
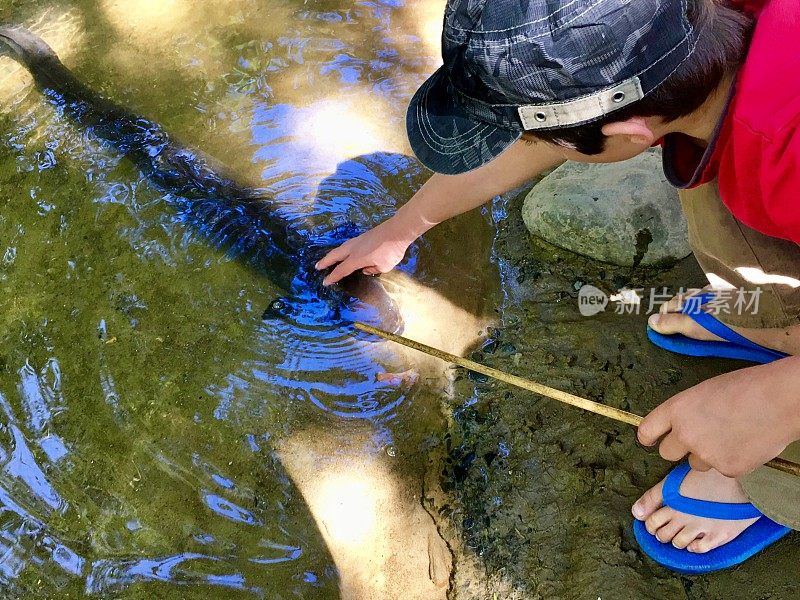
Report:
637,402,672,447
688,454,712,472
657,433,689,462
316,246,348,270
323,258,367,286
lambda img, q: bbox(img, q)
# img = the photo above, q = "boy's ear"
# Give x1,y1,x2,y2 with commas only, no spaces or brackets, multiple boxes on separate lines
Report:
601,117,656,146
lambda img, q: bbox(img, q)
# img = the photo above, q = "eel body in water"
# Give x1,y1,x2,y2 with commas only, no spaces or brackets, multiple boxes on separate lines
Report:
0,25,402,334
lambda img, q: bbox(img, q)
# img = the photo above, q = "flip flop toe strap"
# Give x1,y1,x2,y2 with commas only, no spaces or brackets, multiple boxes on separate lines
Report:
662,463,763,521
681,294,788,361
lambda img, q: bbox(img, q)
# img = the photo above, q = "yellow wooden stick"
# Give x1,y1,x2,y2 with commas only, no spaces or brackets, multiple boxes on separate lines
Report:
355,322,800,479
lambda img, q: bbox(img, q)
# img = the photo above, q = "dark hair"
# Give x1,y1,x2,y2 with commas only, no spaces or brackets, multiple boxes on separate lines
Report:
530,1,754,155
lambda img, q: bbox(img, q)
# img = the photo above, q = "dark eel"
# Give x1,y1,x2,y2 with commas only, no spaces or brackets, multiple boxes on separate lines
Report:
0,25,403,334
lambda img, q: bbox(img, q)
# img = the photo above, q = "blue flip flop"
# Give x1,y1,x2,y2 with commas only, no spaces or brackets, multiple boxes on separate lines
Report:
633,463,791,574
647,293,789,364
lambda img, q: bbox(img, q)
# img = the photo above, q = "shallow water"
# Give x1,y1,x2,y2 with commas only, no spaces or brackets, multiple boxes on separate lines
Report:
0,2,498,597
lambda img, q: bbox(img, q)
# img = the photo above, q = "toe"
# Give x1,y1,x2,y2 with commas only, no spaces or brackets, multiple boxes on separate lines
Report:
687,532,724,554
672,525,703,549
655,520,685,544
632,480,664,521
659,288,710,315
644,507,674,536
648,312,680,334
648,313,722,342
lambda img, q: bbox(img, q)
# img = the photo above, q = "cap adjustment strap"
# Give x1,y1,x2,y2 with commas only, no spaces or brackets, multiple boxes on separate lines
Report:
518,77,644,130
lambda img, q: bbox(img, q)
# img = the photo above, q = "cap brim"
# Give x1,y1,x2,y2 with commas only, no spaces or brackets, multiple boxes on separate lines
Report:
407,67,521,175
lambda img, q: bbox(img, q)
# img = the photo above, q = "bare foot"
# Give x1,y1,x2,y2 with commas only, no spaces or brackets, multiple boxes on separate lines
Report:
649,290,800,356
632,468,758,553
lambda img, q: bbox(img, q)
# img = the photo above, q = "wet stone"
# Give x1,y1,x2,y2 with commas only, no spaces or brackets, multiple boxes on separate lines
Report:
522,149,691,267
498,342,516,355
613,274,630,289
481,339,500,354
467,370,490,384
262,297,291,319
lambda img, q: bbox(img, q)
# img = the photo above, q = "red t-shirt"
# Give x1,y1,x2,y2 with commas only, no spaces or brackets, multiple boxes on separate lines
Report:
662,0,800,244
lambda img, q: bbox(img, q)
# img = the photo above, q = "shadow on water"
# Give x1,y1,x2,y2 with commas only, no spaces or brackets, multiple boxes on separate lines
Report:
0,0,500,598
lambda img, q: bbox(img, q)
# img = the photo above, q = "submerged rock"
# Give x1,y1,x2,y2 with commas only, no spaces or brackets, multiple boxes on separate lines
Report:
522,149,691,267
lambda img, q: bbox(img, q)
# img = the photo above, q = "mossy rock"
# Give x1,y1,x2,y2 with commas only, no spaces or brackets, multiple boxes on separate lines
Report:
522,149,691,267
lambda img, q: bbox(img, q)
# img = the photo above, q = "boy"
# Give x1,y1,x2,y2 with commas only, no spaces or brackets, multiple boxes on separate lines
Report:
317,0,800,572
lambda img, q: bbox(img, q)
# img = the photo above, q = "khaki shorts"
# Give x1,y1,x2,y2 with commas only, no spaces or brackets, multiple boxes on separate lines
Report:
679,181,800,529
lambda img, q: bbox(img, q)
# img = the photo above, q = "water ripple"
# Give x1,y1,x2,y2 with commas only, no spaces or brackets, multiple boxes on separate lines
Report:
0,0,443,596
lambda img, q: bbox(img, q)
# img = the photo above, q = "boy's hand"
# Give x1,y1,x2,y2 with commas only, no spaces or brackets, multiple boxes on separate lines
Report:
316,216,418,285
316,140,566,286
637,357,800,477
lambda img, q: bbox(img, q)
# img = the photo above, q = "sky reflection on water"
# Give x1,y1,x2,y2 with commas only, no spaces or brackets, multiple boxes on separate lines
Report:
0,0,493,597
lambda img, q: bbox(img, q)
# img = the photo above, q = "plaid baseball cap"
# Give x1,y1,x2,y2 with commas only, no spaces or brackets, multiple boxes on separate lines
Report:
407,0,698,174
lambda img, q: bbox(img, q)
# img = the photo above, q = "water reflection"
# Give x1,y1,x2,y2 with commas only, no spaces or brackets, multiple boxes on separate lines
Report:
0,0,488,598
0,8,84,107
282,97,407,174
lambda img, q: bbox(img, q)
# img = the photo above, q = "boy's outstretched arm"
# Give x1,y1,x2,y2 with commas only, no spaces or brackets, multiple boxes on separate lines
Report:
316,138,565,285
